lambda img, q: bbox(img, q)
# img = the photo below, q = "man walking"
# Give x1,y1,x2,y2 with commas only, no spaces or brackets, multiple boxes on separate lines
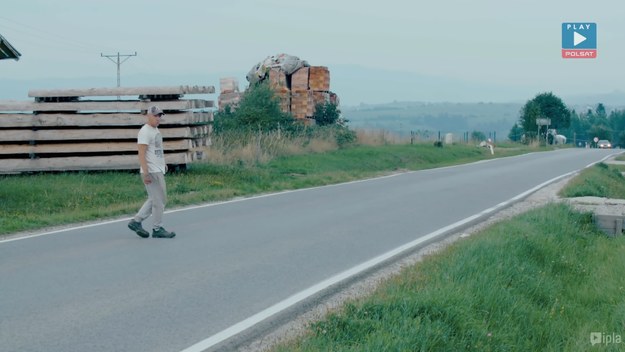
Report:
128,105,176,238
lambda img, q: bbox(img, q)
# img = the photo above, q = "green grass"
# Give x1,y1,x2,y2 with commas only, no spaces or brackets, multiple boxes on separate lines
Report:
559,162,625,199
0,172,145,233
0,143,530,235
274,204,625,352
266,159,625,352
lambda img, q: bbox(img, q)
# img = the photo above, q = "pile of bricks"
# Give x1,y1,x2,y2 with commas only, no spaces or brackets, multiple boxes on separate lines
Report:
274,65,338,120
219,64,339,121
218,77,241,112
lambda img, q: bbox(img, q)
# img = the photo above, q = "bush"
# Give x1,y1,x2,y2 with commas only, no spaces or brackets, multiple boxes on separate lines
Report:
213,82,293,133
334,126,357,148
313,102,343,126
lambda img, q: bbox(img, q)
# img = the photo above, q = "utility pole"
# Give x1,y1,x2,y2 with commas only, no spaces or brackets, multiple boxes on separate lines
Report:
100,51,137,89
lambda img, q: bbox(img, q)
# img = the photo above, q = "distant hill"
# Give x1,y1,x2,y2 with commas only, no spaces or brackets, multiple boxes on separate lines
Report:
342,101,523,141
3,64,622,143
564,91,625,111
330,64,530,106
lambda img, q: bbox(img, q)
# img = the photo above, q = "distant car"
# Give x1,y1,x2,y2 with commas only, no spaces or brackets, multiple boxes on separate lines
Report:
597,140,612,149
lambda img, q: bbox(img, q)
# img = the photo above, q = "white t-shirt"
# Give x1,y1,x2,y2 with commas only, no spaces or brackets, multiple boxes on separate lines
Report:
137,124,166,174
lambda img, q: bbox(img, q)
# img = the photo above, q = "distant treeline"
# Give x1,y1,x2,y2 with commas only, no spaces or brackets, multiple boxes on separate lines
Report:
343,101,625,142
342,101,522,139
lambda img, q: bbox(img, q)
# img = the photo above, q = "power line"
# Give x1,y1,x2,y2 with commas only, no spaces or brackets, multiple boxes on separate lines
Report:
0,16,114,53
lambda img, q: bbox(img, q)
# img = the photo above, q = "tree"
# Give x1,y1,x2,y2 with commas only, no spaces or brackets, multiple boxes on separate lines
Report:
560,109,590,146
519,92,571,135
588,124,611,141
596,103,607,118
609,109,625,147
508,123,523,142
520,100,541,135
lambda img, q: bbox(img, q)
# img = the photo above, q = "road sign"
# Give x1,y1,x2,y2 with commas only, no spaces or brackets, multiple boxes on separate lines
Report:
536,118,551,126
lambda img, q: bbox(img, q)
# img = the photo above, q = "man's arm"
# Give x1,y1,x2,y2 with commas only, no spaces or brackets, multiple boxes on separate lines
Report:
138,143,151,184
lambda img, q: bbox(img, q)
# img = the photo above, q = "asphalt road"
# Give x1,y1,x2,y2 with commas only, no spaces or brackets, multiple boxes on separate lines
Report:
0,148,618,352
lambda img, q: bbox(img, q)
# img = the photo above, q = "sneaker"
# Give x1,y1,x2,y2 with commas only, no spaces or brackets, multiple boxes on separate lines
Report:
152,227,176,238
128,220,149,238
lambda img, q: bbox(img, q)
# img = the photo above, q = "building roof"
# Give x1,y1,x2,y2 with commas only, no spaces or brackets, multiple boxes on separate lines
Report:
0,34,21,61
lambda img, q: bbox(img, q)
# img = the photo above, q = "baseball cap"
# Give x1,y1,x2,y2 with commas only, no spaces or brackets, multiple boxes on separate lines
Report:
147,105,164,117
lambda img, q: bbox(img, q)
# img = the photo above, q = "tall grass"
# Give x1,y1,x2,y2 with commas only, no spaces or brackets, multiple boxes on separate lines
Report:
355,129,408,146
559,162,625,198
274,204,625,352
204,128,339,166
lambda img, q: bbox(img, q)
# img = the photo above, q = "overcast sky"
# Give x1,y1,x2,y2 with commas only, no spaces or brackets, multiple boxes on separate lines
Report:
1,0,623,105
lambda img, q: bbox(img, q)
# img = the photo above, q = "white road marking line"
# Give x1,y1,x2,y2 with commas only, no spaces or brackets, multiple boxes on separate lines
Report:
0,155,502,244
179,171,579,352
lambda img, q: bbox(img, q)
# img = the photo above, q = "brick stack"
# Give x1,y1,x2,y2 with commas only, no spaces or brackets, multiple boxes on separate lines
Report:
290,67,311,119
218,77,242,111
222,62,339,121
309,66,330,91
268,69,290,113
273,65,338,120
290,90,313,119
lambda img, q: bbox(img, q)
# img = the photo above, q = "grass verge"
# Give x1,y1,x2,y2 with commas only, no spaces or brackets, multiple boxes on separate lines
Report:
273,204,625,352
559,162,625,198
0,143,530,235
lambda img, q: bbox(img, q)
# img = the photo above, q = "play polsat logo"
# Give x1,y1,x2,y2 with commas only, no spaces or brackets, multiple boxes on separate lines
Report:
562,23,597,59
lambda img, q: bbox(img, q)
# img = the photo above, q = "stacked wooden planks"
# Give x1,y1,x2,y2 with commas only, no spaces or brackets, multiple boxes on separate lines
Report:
0,85,214,174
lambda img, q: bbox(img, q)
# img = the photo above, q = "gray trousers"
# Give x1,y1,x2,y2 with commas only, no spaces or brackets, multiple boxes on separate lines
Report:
134,172,167,230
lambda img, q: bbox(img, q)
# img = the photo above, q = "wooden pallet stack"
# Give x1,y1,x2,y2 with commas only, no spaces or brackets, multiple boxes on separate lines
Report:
0,85,214,174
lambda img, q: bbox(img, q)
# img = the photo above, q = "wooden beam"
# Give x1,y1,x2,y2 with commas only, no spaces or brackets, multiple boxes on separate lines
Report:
0,153,191,173
0,127,206,142
0,99,214,113
0,140,194,155
28,85,216,98
0,112,213,128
